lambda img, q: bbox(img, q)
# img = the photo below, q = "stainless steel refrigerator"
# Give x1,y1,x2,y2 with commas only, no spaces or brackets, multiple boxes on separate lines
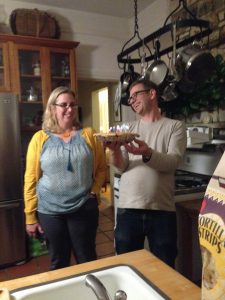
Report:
0,93,27,268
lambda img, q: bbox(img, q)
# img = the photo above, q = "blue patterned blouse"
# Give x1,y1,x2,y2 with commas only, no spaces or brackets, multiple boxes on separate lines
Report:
37,130,93,214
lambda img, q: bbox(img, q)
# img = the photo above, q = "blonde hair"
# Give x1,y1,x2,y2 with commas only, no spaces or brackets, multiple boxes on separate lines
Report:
42,86,81,132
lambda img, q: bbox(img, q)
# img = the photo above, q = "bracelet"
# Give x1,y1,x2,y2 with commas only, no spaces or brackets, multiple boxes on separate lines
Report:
142,148,152,163
142,155,152,163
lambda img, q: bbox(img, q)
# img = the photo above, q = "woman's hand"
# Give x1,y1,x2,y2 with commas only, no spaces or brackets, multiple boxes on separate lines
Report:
26,223,44,238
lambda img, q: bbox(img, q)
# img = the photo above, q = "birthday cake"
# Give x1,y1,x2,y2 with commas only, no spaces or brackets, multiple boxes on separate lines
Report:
94,124,139,142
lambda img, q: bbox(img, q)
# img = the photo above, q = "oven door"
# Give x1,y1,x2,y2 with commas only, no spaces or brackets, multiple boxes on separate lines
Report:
174,169,209,203
174,191,205,203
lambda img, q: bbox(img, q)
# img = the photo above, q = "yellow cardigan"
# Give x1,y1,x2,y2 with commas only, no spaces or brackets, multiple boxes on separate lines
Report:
24,128,107,224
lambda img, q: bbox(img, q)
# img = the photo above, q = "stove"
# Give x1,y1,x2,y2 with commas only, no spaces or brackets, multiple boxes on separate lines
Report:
174,143,223,202
174,170,210,202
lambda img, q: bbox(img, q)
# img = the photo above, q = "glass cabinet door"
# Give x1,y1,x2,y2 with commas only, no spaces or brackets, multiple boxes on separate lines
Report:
0,42,10,92
50,51,71,90
14,44,77,132
18,48,43,132
18,49,42,103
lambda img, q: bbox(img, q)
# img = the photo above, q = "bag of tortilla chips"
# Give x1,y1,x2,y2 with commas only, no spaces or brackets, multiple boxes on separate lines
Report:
199,152,225,300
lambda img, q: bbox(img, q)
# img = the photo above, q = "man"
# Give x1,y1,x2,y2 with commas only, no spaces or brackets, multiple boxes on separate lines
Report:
107,78,187,268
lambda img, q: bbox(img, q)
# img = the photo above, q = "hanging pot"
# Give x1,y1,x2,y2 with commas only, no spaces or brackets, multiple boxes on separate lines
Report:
160,75,178,102
176,76,196,94
120,71,131,93
120,64,140,93
144,40,168,86
175,41,216,84
120,90,130,106
145,60,168,86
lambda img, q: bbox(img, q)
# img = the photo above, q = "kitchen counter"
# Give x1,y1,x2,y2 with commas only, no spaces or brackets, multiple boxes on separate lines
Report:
1,249,201,299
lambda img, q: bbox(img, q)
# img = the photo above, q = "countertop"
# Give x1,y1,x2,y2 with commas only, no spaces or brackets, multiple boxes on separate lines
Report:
1,249,201,300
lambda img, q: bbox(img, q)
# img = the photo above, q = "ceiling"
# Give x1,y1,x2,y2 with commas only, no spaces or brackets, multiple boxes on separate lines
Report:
15,0,156,18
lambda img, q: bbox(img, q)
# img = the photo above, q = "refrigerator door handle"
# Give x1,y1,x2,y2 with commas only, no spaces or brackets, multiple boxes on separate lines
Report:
0,202,21,209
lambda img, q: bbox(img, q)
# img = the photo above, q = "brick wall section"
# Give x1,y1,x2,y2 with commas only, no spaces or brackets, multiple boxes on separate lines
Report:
172,0,225,58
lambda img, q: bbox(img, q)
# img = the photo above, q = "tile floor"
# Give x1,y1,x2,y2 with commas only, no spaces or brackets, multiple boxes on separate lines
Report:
0,184,115,282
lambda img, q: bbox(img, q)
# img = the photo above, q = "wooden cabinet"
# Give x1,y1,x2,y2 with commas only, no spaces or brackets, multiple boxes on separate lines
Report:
0,34,79,131
175,199,202,286
0,34,79,168
0,42,11,92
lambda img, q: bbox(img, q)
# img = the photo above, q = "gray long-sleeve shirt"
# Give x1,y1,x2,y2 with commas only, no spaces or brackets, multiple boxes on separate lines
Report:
118,117,187,211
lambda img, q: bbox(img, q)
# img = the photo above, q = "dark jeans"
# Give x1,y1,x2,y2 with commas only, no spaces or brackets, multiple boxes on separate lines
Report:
115,208,177,268
38,198,99,270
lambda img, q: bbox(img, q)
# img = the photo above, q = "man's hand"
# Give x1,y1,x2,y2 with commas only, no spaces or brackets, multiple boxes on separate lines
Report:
103,140,128,170
124,138,152,157
103,140,123,152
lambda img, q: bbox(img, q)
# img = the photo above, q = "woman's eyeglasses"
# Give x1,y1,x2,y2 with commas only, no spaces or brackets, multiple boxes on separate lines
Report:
54,103,78,109
128,89,150,105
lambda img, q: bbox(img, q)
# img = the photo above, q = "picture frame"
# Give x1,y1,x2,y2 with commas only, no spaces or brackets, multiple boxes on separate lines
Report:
114,104,121,122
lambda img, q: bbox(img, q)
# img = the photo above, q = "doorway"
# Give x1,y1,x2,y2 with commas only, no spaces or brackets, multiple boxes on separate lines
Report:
92,87,109,132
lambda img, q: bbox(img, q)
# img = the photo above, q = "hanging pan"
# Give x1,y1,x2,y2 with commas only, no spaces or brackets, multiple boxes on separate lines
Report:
120,64,131,93
120,64,141,106
145,39,168,86
120,64,140,92
175,40,216,84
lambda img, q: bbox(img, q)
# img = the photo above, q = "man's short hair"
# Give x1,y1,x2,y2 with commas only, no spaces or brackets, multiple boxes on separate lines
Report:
129,78,158,93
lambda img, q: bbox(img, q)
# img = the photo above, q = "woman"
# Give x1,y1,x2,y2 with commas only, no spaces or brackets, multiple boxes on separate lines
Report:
24,86,106,270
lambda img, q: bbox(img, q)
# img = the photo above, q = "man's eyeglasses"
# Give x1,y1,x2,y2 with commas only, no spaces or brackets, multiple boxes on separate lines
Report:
54,103,78,109
128,89,150,105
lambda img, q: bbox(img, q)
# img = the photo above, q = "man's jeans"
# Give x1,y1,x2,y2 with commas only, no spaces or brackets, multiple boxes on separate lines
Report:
115,208,177,268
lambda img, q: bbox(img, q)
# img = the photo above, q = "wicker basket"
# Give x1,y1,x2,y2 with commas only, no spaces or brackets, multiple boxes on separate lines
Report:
10,8,60,38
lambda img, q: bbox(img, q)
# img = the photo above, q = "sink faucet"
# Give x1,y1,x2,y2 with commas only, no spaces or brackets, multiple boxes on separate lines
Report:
85,274,112,300
85,274,127,300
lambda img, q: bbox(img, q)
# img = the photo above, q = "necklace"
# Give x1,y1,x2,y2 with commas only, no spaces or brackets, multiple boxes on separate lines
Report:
63,129,73,138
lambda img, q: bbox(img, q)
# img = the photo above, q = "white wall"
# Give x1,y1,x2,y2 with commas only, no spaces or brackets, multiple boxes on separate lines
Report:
138,0,170,36
0,0,172,81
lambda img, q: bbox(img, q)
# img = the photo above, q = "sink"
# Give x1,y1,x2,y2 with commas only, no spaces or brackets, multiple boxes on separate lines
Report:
11,264,170,300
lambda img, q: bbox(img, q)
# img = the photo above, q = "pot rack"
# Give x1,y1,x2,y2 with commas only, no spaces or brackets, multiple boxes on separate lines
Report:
117,0,212,65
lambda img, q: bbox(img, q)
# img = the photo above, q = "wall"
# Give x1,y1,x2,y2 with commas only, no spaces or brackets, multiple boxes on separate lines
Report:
6,1,219,83
0,0,173,81
0,0,165,81
0,0,173,126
